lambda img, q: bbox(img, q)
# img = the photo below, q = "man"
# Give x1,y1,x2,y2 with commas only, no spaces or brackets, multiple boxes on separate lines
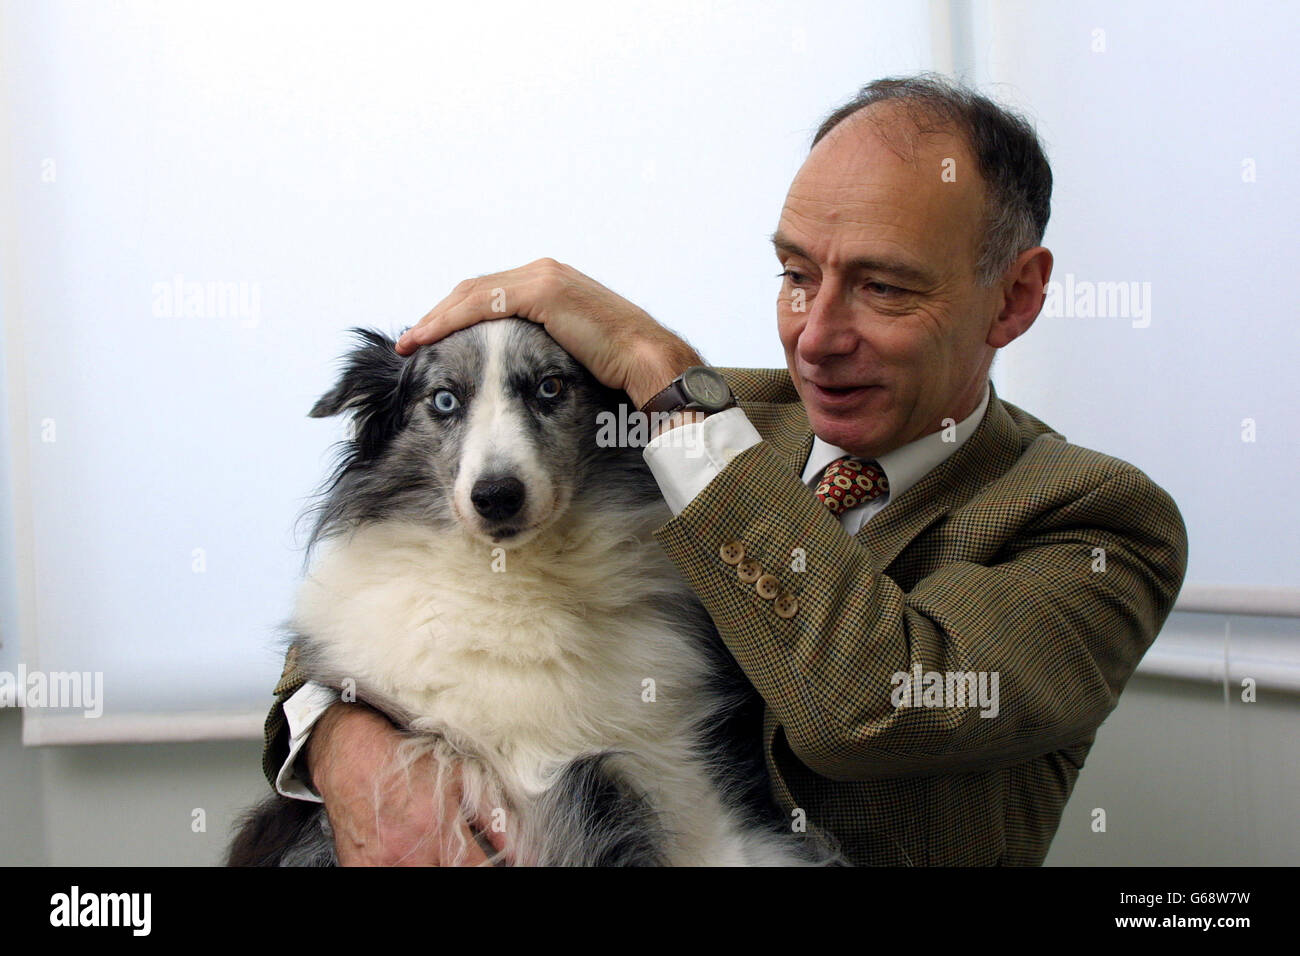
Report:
263,74,1188,865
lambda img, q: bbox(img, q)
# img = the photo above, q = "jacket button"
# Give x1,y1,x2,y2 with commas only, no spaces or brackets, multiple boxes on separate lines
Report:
719,541,745,565
737,559,761,583
755,574,780,599
774,593,799,619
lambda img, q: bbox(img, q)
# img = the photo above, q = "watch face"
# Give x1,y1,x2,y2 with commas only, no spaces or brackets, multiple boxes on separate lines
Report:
682,366,732,411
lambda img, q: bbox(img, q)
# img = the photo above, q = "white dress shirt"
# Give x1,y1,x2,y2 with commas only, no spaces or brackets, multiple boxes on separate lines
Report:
275,381,992,802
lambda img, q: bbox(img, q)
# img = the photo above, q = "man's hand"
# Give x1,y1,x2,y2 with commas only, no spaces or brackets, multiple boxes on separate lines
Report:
394,258,703,408
305,701,505,866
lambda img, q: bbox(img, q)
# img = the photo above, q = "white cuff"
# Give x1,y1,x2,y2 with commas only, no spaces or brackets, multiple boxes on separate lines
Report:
274,681,340,803
642,406,763,515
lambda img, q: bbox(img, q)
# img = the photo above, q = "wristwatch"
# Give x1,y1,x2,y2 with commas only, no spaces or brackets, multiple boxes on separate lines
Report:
639,366,737,416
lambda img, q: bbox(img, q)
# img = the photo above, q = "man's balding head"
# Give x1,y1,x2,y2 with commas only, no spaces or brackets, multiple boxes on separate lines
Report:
773,75,1054,459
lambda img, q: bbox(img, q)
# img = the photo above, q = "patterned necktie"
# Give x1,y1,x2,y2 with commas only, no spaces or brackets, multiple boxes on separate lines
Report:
814,456,889,516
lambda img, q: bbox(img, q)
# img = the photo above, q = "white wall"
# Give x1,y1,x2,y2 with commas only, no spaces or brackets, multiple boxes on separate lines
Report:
2,0,936,740
971,0,1299,595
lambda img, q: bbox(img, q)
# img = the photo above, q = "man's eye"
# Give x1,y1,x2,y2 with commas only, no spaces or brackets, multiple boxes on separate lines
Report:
777,269,807,283
431,389,460,414
866,281,903,296
537,376,564,400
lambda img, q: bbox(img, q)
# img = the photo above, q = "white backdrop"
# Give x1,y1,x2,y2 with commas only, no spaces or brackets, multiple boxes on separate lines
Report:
0,0,936,740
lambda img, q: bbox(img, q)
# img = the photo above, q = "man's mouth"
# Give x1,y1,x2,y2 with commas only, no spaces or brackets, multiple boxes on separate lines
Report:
807,381,881,404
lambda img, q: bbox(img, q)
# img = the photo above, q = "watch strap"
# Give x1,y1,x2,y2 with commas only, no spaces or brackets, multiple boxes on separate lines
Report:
639,378,691,415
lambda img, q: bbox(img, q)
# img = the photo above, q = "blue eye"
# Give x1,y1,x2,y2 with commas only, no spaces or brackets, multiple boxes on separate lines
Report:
537,376,563,400
431,390,459,414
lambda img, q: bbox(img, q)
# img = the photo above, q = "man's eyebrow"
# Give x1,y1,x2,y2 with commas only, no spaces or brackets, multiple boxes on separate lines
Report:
769,231,936,287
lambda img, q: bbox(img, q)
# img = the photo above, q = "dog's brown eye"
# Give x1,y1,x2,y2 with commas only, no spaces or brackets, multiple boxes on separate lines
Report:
537,376,563,400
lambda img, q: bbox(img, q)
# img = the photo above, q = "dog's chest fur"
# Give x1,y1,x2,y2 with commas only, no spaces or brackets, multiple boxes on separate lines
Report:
291,502,714,793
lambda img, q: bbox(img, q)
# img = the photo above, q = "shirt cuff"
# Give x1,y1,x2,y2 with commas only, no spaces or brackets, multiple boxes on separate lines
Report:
642,406,763,515
274,680,340,804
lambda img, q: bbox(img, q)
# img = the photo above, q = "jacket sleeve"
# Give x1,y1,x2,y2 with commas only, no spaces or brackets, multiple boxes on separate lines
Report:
261,645,308,789
652,440,1189,782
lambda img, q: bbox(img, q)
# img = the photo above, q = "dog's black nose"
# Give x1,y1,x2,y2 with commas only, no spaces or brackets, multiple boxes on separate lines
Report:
471,476,526,521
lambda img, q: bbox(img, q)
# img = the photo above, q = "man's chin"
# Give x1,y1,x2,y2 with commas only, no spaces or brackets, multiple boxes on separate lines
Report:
806,406,894,459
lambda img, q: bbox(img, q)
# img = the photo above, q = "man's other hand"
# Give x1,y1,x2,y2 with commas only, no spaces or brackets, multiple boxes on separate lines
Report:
305,701,505,866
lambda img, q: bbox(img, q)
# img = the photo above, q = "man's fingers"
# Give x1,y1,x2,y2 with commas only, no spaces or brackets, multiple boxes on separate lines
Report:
394,284,472,354
397,281,543,355
397,289,499,354
397,260,572,355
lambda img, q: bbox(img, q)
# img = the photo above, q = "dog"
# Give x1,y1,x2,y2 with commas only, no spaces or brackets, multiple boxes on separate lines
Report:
227,318,833,866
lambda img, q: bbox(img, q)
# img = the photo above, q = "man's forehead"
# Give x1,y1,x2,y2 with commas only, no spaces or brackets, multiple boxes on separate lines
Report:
777,104,984,265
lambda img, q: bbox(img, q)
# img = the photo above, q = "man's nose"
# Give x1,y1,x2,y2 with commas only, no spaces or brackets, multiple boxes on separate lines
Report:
796,282,859,366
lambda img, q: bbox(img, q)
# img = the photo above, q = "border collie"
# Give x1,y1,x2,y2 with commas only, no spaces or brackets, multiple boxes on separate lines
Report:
228,319,832,866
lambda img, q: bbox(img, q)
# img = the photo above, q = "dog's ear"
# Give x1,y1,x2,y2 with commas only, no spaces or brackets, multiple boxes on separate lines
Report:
310,328,405,418
311,328,415,460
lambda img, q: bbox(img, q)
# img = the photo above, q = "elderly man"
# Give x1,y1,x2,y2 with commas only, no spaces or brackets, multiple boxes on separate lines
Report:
264,74,1188,866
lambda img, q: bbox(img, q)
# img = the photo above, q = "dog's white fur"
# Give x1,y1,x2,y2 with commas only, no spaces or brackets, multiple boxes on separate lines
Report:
293,502,808,865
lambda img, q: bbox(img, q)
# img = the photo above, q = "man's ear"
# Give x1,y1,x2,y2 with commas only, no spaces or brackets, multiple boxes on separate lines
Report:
987,246,1053,349
311,328,416,461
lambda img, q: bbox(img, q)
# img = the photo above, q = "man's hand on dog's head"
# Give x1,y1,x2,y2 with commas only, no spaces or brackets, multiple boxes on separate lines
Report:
306,701,504,866
394,258,703,409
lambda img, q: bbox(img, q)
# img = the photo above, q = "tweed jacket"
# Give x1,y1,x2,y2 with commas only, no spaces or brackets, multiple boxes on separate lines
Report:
261,370,1188,866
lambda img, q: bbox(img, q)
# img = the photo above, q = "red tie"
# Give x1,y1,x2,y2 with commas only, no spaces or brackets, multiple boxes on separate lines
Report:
814,456,889,516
